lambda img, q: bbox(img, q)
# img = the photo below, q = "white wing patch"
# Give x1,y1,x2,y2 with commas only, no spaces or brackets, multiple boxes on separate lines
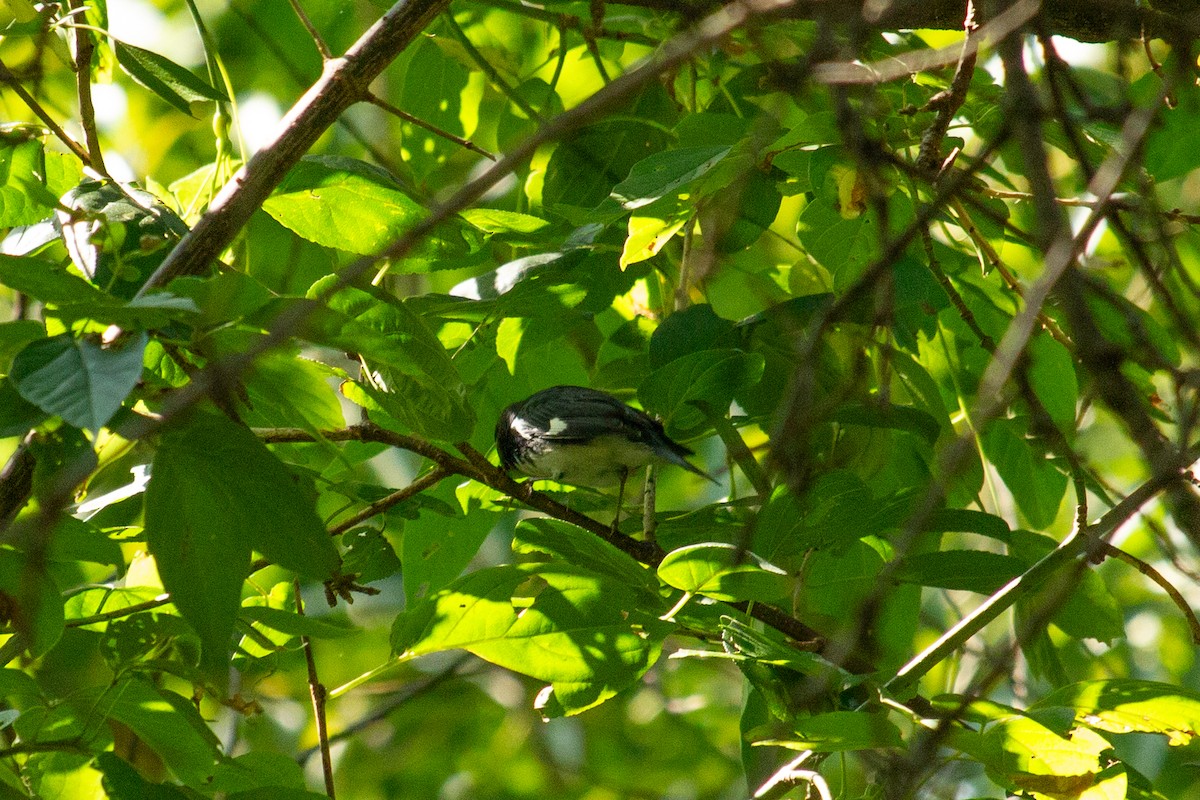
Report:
511,415,541,439
547,417,568,435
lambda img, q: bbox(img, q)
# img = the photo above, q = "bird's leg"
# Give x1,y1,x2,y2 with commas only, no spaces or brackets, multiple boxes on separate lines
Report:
612,466,629,535
642,465,657,542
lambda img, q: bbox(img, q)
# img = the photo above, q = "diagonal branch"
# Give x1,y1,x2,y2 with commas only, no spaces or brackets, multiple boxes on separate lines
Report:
136,0,454,293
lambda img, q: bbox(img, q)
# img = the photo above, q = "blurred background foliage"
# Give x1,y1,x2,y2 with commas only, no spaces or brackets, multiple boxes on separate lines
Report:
2,0,1200,798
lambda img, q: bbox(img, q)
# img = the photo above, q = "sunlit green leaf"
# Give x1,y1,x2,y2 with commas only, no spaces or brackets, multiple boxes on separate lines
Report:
658,543,790,602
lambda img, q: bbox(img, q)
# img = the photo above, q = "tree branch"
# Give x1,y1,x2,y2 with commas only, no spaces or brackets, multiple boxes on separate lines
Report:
136,0,453,292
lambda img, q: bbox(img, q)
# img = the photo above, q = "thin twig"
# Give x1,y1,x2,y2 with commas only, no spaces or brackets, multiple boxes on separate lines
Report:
365,93,495,160
295,579,336,799
286,0,333,59
0,59,92,164
914,0,976,174
947,196,1072,348
327,467,449,536
1092,539,1200,644
441,11,543,122
467,0,658,45
66,0,107,175
65,594,174,628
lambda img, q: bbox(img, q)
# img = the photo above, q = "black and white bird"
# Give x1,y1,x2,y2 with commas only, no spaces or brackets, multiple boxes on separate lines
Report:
495,385,713,529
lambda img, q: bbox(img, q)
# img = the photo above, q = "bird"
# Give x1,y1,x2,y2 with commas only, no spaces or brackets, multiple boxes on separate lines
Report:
495,385,714,532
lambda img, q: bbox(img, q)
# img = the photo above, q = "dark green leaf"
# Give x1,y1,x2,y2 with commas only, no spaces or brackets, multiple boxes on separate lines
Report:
543,85,676,211
649,304,737,368
340,527,402,584
753,473,875,559
114,41,227,116
57,180,188,298
104,676,222,784
96,752,192,800
0,549,63,657
925,508,1011,541
0,378,47,436
611,146,730,210
639,348,764,432
832,402,942,445
146,411,339,676
895,550,1025,593
10,332,146,431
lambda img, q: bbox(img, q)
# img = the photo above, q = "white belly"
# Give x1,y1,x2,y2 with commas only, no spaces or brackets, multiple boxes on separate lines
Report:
519,435,656,486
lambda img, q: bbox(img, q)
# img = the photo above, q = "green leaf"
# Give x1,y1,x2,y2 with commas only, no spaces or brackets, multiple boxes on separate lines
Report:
57,180,189,298
0,549,64,657
114,41,227,116
832,401,942,445
649,304,737,368
610,146,730,210
103,676,222,784
262,156,425,256
619,197,688,268
1027,333,1078,431
894,550,1025,593
341,527,402,584
0,378,47,437
0,253,112,306
302,278,473,440
753,473,875,559
239,351,345,433
0,320,44,370
1035,680,1200,746
543,85,676,211
392,563,669,715
639,348,764,432
146,411,340,675
10,332,147,431
751,710,903,753
240,606,358,640
398,37,469,176
100,612,200,673
796,195,875,288
924,508,1011,541
657,543,790,602
45,516,124,569
0,139,55,227
96,751,193,800
460,208,551,236
206,751,310,794
980,417,1067,528
969,713,1108,782
64,586,167,632
514,518,659,593
401,488,496,605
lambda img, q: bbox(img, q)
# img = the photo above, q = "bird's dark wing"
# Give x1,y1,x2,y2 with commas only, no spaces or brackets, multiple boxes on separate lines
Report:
516,386,668,444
